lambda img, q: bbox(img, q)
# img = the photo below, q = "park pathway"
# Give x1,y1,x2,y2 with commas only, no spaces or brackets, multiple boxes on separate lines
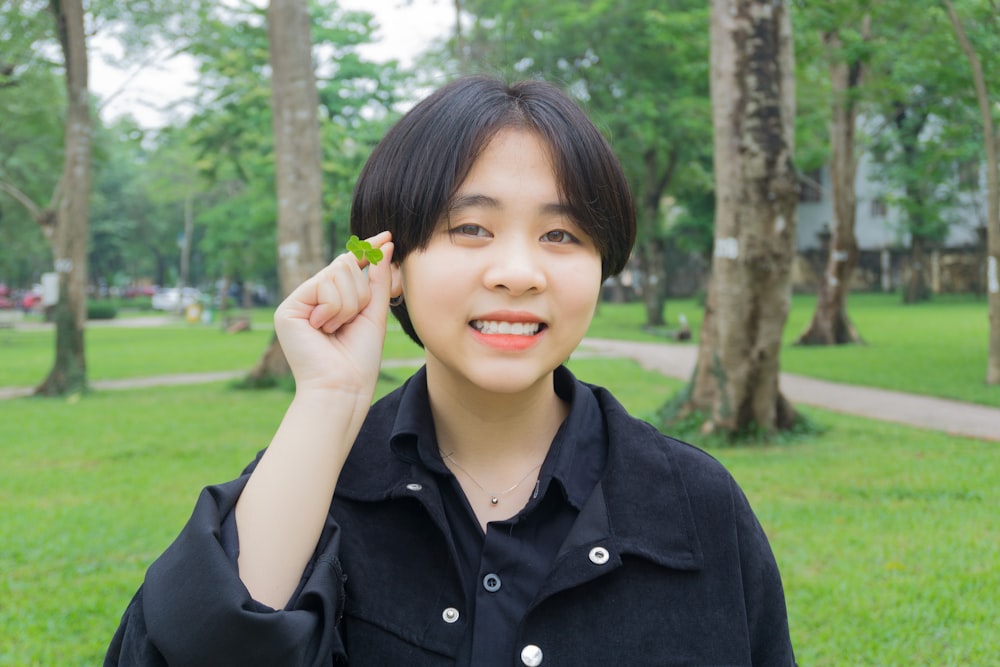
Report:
2,334,997,442
578,338,1000,443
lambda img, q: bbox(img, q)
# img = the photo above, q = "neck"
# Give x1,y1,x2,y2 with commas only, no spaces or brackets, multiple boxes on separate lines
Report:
425,364,568,470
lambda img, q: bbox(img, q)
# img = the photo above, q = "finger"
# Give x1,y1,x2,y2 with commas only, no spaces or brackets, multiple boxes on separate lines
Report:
321,266,372,334
308,278,344,330
363,241,395,323
312,259,364,331
282,254,347,316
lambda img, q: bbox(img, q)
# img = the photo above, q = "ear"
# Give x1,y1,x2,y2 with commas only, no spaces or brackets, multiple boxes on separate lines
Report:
389,261,403,298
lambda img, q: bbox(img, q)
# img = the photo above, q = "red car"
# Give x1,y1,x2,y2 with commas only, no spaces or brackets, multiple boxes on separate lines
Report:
20,292,42,311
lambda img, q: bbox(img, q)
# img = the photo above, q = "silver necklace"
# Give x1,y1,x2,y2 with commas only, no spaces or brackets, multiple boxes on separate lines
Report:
440,451,542,506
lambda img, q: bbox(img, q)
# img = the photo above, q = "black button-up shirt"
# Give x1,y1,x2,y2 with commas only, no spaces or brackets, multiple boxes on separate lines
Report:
389,366,608,667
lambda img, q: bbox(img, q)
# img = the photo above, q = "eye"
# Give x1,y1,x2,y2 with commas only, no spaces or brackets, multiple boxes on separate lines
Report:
450,223,491,237
541,229,578,244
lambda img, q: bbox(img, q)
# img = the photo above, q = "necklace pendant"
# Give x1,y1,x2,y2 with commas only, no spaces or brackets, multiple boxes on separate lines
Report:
490,496,499,505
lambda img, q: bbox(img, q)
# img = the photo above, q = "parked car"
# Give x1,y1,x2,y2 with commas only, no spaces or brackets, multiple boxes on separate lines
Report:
151,287,203,311
123,285,157,298
20,290,42,312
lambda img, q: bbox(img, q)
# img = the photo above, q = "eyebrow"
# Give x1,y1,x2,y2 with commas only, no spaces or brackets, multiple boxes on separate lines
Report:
448,193,501,213
447,193,574,218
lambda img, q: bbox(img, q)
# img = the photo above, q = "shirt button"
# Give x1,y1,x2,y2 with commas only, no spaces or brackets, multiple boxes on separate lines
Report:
520,644,543,666
441,607,460,624
589,546,610,565
482,573,502,592
405,483,423,491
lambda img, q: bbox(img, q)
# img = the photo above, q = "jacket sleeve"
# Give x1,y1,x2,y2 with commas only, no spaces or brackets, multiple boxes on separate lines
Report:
104,470,347,667
730,477,797,666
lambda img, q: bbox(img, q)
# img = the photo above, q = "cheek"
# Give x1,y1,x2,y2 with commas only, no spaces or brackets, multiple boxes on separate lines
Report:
559,260,603,315
400,254,456,295
398,256,462,329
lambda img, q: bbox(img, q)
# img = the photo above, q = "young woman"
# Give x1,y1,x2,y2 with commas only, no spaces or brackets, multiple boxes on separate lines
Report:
107,76,795,666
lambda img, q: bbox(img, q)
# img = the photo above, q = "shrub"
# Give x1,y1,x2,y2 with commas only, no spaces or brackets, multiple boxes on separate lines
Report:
87,300,118,320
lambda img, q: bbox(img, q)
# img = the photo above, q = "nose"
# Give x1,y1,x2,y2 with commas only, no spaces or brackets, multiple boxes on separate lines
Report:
482,236,547,296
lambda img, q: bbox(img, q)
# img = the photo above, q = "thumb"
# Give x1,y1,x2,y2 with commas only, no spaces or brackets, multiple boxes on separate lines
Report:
363,241,395,324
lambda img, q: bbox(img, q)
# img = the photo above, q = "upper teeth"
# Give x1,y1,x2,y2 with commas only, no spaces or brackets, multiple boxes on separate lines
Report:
473,320,540,335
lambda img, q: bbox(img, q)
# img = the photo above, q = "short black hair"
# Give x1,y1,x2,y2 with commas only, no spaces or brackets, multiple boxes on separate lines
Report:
351,75,636,345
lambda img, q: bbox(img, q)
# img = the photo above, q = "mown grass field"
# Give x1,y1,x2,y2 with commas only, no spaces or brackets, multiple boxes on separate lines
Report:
589,292,999,408
1,294,998,664
3,292,997,407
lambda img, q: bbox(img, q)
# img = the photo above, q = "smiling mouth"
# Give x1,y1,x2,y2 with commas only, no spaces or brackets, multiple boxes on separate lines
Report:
470,320,544,336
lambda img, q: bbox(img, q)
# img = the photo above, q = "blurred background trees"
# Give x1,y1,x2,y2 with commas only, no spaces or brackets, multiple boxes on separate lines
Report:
1,0,997,423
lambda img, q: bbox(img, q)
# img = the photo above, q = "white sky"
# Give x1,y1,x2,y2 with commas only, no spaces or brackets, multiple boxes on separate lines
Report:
90,0,454,129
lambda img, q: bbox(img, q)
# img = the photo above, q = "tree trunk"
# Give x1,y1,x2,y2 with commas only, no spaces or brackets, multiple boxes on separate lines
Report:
941,0,999,383
640,239,666,328
684,0,798,435
903,234,932,304
637,147,678,329
797,23,868,346
248,0,326,385
36,0,91,396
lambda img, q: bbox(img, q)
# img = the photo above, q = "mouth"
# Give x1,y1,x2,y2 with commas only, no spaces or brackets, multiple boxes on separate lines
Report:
470,319,546,336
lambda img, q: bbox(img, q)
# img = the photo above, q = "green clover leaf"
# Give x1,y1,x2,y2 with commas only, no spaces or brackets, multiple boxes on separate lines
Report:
346,235,383,265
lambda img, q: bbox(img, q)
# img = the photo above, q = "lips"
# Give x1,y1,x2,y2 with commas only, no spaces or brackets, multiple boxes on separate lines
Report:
468,312,547,350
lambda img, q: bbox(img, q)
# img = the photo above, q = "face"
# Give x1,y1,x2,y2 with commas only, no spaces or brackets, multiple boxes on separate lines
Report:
397,129,603,399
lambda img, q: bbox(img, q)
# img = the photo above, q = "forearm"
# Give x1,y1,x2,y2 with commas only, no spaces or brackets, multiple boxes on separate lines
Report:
234,387,371,608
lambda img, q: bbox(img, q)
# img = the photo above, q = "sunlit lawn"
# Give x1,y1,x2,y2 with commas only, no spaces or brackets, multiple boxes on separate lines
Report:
588,292,999,408
0,316,424,388
3,292,997,408
1,358,996,665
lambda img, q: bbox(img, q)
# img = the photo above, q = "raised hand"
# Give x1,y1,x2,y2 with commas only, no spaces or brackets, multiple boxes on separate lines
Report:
236,231,397,608
274,231,396,395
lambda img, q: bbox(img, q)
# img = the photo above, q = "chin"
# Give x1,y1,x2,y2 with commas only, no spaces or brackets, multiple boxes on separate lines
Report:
442,358,563,396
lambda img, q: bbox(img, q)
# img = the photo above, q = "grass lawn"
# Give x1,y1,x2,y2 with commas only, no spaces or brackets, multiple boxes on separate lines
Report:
4,292,998,409
0,318,425,388
588,292,1000,408
2,358,996,665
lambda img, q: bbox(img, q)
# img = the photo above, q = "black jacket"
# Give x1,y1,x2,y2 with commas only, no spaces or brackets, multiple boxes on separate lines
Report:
106,376,795,666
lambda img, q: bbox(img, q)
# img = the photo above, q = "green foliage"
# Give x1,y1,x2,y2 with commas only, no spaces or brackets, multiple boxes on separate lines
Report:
460,0,713,244
2,0,407,299
345,234,383,264
173,0,404,288
0,3,62,286
90,119,168,288
86,300,118,320
860,0,984,244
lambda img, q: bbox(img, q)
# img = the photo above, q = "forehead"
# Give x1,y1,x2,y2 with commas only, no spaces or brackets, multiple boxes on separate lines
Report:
454,129,559,195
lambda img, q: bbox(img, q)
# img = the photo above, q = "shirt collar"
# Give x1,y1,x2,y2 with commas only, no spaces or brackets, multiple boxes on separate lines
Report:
389,366,606,511
337,369,704,571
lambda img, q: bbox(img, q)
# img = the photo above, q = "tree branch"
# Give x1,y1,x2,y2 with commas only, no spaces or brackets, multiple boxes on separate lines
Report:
0,179,46,222
94,42,194,116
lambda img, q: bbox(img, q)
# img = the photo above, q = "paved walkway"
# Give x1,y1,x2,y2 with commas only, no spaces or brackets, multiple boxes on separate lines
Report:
2,333,997,442
579,338,1000,443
